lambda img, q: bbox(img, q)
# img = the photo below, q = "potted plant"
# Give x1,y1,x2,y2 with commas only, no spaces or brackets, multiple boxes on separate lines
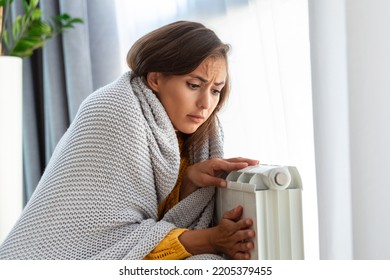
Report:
0,0,83,57
0,0,82,242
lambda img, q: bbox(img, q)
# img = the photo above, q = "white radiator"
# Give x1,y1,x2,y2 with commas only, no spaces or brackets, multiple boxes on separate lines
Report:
216,164,304,260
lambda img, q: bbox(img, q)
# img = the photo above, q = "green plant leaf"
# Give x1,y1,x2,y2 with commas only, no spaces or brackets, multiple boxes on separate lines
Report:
69,18,84,24
12,15,22,40
50,14,83,35
21,13,29,27
21,0,28,13
0,0,14,7
30,8,42,21
11,35,45,58
3,29,10,48
29,21,52,35
12,48,33,58
14,37,42,50
29,0,39,9
2,0,83,58
58,13,71,20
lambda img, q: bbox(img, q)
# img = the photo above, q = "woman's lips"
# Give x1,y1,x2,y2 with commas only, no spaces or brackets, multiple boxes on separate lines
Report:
187,114,205,123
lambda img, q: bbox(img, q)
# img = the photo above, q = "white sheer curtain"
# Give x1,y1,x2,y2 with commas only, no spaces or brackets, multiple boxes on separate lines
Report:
310,0,390,260
115,0,318,259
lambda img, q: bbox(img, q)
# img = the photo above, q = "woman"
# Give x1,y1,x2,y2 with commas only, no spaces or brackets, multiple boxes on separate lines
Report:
0,21,258,260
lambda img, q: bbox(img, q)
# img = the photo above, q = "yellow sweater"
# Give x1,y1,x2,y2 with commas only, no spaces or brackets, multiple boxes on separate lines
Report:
143,135,191,260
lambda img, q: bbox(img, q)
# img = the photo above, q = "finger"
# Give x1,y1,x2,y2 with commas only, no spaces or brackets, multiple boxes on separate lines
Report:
212,161,249,172
225,157,260,165
222,205,243,221
244,240,254,250
237,239,254,252
236,217,254,229
198,173,227,187
233,251,251,260
235,228,256,242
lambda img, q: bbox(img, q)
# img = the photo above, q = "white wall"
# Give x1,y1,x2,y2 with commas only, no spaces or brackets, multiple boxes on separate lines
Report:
309,0,390,259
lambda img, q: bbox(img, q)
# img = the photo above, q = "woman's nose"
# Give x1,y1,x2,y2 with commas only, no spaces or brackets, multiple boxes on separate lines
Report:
197,90,211,109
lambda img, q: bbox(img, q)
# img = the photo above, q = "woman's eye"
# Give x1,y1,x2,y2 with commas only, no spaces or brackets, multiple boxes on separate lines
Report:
187,82,200,90
212,89,221,95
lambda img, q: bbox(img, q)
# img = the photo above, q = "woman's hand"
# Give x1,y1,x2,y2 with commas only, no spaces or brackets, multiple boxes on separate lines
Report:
179,205,255,260
210,205,255,259
180,157,259,199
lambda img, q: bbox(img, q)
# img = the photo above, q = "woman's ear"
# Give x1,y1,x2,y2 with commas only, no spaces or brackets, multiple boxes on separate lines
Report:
146,72,160,93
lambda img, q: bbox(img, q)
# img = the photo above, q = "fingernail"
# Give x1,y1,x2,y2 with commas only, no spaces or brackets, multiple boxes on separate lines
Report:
220,181,227,187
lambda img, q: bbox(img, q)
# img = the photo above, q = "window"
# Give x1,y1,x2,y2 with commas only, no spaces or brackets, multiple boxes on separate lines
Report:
115,0,318,259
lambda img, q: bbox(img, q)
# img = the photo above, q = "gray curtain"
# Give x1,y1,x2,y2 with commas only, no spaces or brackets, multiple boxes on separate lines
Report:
19,0,122,203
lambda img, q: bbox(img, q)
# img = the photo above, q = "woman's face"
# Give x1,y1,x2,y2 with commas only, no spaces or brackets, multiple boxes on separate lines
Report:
147,57,227,134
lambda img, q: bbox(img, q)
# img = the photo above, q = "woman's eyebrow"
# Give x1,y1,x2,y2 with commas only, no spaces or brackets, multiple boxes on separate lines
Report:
190,75,225,86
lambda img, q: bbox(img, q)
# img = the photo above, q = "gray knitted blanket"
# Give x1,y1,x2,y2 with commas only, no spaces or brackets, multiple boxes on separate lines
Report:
0,72,224,260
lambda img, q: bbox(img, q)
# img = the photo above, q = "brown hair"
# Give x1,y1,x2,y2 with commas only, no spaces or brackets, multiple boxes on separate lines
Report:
127,21,230,157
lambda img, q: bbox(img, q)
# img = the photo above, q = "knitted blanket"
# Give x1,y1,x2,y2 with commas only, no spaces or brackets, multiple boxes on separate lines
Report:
0,72,224,260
